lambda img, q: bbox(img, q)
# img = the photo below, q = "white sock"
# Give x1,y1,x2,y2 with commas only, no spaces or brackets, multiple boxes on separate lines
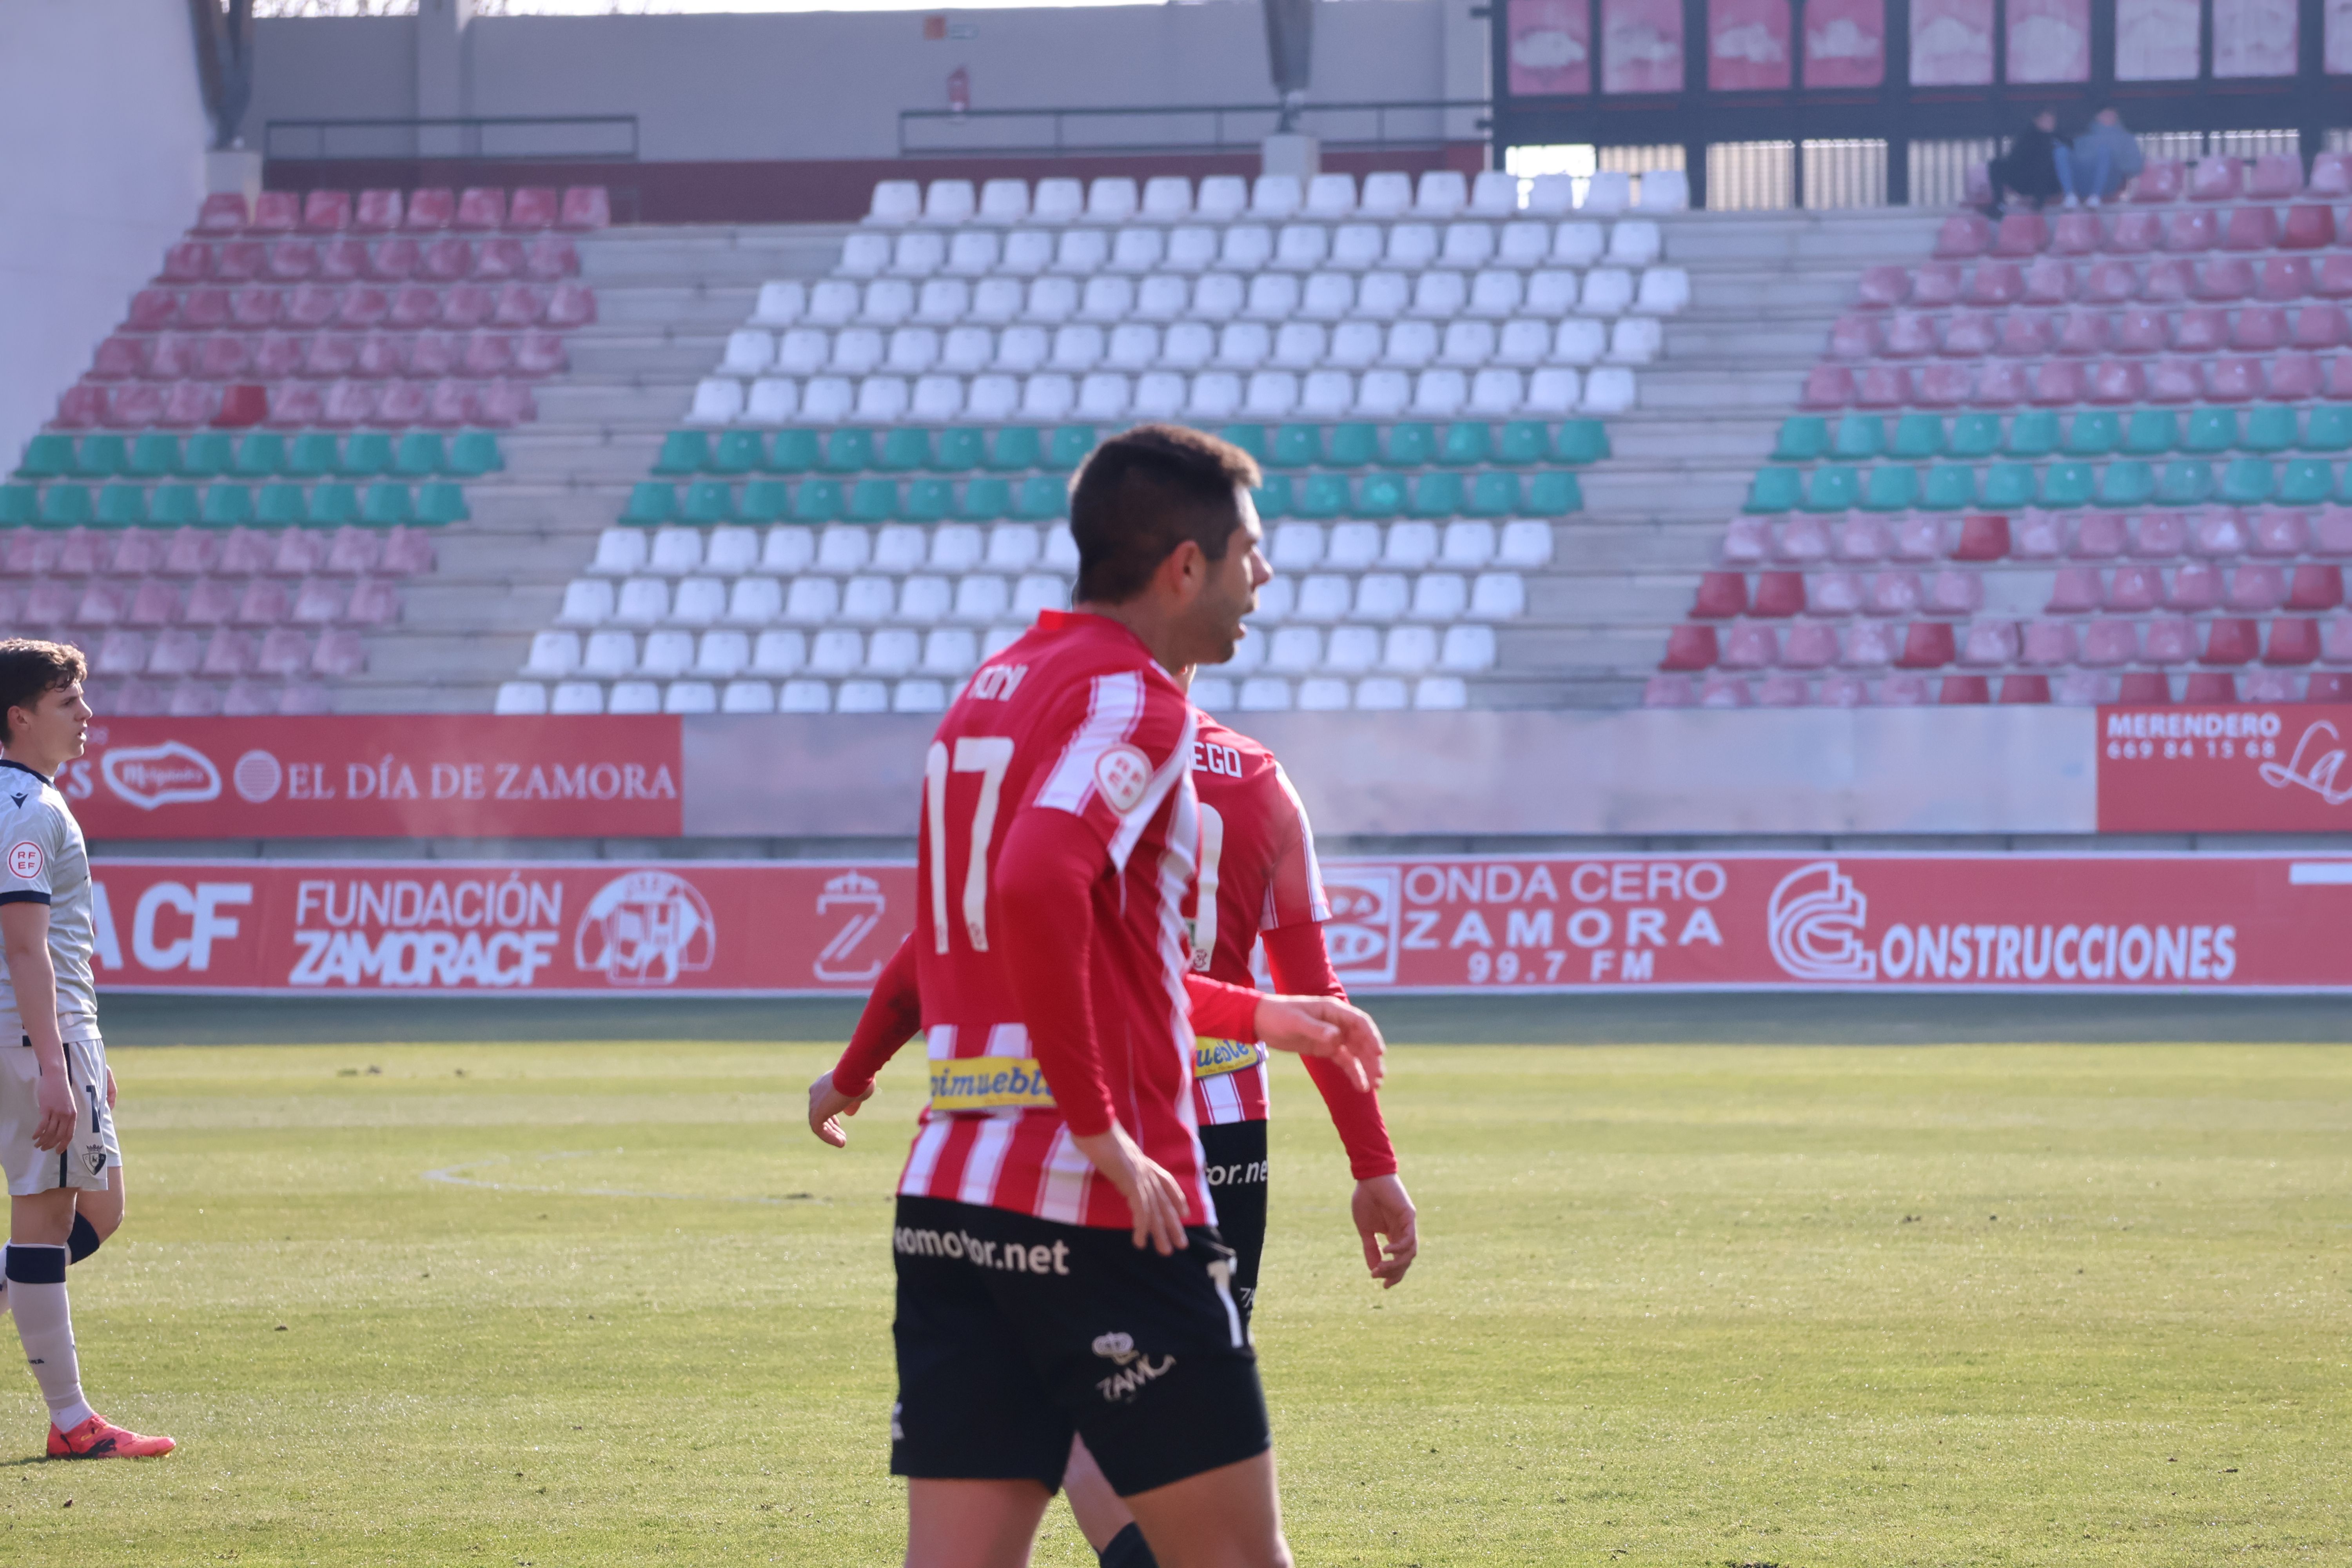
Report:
6,1247,95,1431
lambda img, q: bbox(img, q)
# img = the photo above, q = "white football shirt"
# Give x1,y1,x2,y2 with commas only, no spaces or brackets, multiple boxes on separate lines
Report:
0,759,98,1040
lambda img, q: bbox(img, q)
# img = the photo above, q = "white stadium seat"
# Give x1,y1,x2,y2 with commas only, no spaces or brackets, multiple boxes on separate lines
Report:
582,630,635,676
1408,272,1466,319
1469,368,1524,414
614,577,668,628
1019,373,1075,421
1274,225,1327,271
1610,219,1662,266
1109,229,1164,273
1384,521,1439,570
995,325,1048,373
1326,625,1381,672
1635,267,1691,314
867,629,918,675
945,231,999,276
1086,177,1138,224
1294,574,1351,621
1325,523,1380,569
810,629,862,674
1107,323,1159,369
1527,367,1582,412
871,525,927,574
1023,277,1078,323
1440,222,1495,269
912,375,964,420
1033,177,1085,223
1356,368,1410,416
1581,170,1632,214
1165,226,1218,273
915,279,970,324
928,526,982,574
523,631,580,676
1381,320,1436,368
999,230,1053,276
1079,372,1131,419
746,378,798,423
818,524,872,574
838,232,890,277
1469,169,1520,216
1239,677,1292,712
1272,321,1325,368
1012,574,1066,618
1499,521,1555,566
922,180,976,225
726,577,783,625
885,327,939,374
778,679,831,713
1134,371,1187,417
670,578,726,628
1411,368,1467,416
550,681,604,715
1269,626,1321,673
1554,318,1606,363
1526,174,1576,216
854,375,909,421
1162,321,1213,369
1441,521,1497,568
833,328,885,374
807,279,859,325
1196,175,1249,221
969,278,1022,324
750,280,805,326
784,576,841,625
752,630,806,675
495,681,548,715
1136,275,1190,320
1468,270,1524,318
1330,224,1383,269
686,378,743,425
1385,223,1438,270
1216,323,1269,368
1472,573,1527,618
1440,320,1497,366
648,526,702,576
866,180,920,225
923,628,979,676
1221,225,1274,271
1141,176,1192,220
1243,274,1300,321
1553,222,1606,265
1270,522,1321,572
1190,675,1236,711
1414,170,1468,218
1637,168,1691,211
1498,221,1550,267
1192,273,1244,321
978,178,1029,223
775,328,826,376
1249,578,1293,623
1414,677,1468,710
1497,319,1552,365
1359,171,1412,218
860,279,914,325
642,630,695,677
940,326,991,373
1051,324,1104,370
1608,317,1663,364
840,575,895,624
1243,370,1298,417
721,679,774,713
557,579,614,627
1355,677,1408,710
1354,272,1408,320
1579,268,1634,315
1300,271,1354,319
1382,625,1437,673
985,524,1040,572
801,376,854,423
1186,370,1241,421
954,575,1010,622
1298,678,1352,711
1583,365,1637,412
1301,370,1353,416
1250,174,1302,220
1410,573,1468,621
1052,229,1109,274
1305,173,1356,218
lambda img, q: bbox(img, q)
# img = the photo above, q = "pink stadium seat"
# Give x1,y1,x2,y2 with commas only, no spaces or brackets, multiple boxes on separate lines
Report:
2083,260,2138,303
129,581,185,630
214,240,265,281
2288,564,2344,610
2194,257,2254,301
2072,512,2128,557
2142,258,2194,301
2312,509,2352,557
1964,360,2024,405
322,379,380,426
2252,510,2311,557
1926,569,1982,615
2326,610,2352,659
2050,213,2100,256
2113,670,2169,702
421,236,472,280
200,628,255,677
264,380,324,427
543,282,596,327
2054,309,2109,354
2331,357,2352,398
2313,154,2352,197
384,285,437,329
2248,154,2303,200
196,193,248,234
490,283,546,327
50,382,102,427
2312,671,2352,700
2180,671,2236,700
2030,359,2085,405
2203,357,2261,400
1966,261,2025,307
1888,313,1941,355
2191,508,2249,557
178,288,229,330
214,383,267,426
460,331,514,376
1699,675,1753,707
301,334,357,379
2168,563,2223,610
1661,625,1718,670
160,381,219,427
1692,573,1746,617
2258,257,2313,301
103,384,163,428
558,186,612,230
1721,624,1776,669
334,286,388,328
250,191,300,233
2102,210,2161,254
2263,351,2322,396
473,236,526,280
232,578,291,628
456,188,508,231
523,234,579,279
1998,673,2051,703
368,237,419,281
440,284,495,328
254,332,306,378
406,331,456,377
1857,266,1908,307
2106,564,2160,609
1953,514,2010,561
513,330,566,376
2163,209,2217,252
126,287,180,332
480,380,538,427
1896,621,1955,667
1752,572,1808,616
161,241,212,283
2171,307,2227,352
2112,306,2165,352
1757,673,1810,707
256,628,310,677
300,190,351,233
1782,623,1839,666
1994,313,2049,356
1875,673,1931,704
1939,314,1995,356
1800,365,1855,408
2133,511,2187,556
1991,214,2046,257
314,628,368,676
354,189,403,232
381,528,435,576
507,187,559,230
2146,357,2202,401
2087,358,2145,403
374,380,427,424
1643,675,1695,707
2130,160,2185,203
1912,362,1970,407
404,188,456,230
292,577,350,624
197,333,251,378
317,237,367,280
1866,570,1926,614
1828,315,1876,358
2280,205,2338,250
416,379,473,427
1849,624,1898,666
352,332,405,377
2189,158,2242,203
1939,674,1991,703
2264,619,2321,664
286,283,341,327
1721,517,1771,562
2219,205,2278,251
2232,307,2287,351
1813,572,1866,617
221,528,276,575
2229,565,2287,611
2021,618,2078,664
1934,214,1991,258
1855,366,1910,408
2202,617,2259,663
2048,565,2102,611
89,336,143,379
1910,264,1963,308
2143,617,2198,662
2013,510,2065,557
326,528,381,576
271,526,327,576
2022,258,2074,304
1895,516,1946,560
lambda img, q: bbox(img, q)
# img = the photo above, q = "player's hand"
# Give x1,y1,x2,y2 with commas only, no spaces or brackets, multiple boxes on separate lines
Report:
1071,1123,1189,1256
1351,1174,1418,1289
806,1071,873,1148
1254,994,1386,1093
33,1064,78,1153
105,1065,117,1110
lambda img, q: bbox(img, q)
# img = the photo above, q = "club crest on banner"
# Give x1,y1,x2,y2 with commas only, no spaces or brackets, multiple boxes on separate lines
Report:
573,869,716,986
1766,860,1877,982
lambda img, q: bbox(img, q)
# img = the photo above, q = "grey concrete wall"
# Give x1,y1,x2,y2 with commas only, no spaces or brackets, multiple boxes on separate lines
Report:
247,3,1463,163
0,0,209,471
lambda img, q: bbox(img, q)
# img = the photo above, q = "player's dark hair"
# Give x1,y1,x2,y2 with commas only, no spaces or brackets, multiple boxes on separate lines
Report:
0,639,86,746
1068,424,1262,604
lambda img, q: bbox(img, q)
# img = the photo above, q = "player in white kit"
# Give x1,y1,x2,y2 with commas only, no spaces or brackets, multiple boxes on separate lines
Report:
0,641,172,1459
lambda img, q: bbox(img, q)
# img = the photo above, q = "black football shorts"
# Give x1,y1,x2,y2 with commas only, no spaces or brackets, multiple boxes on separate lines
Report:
1198,1119,1268,1322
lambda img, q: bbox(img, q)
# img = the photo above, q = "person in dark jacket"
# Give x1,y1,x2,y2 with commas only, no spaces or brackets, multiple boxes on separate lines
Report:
1985,111,2063,217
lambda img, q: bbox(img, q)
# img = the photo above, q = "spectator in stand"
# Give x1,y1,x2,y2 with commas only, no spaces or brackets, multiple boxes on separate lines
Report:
2056,107,2143,208
1985,110,2064,218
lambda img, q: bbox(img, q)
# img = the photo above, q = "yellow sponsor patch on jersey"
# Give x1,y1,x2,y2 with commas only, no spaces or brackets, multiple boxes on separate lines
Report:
1193,1036,1264,1080
928,1059,1058,1112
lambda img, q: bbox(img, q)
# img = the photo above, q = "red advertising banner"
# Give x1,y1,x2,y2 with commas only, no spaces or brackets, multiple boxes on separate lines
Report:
59,717,682,839
1709,0,1792,89
1507,0,1593,94
1802,0,1885,85
83,852,2352,997
2096,704,2352,833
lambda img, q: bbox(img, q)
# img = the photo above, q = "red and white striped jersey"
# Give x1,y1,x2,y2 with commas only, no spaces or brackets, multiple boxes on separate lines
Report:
1185,713,1330,1127
898,609,1209,1229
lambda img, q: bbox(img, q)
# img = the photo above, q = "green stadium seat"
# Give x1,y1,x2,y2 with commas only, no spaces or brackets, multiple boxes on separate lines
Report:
850,478,898,522
985,427,1040,472
339,431,393,477
416,482,469,524
1214,425,1267,464
1269,424,1321,469
2242,406,2297,454
1980,465,2036,508
1891,414,1945,460
1832,415,1886,461
1356,473,1405,517
1381,423,1435,468
2122,409,2178,455
1553,421,1608,463
683,480,736,523
361,483,413,525
1861,466,1917,511
2038,461,2095,506
2277,458,2334,505
1251,474,1293,519
74,435,127,479
0,485,36,525
927,428,980,474
1526,470,1582,513
900,478,950,523
127,432,181,479
1746,468,1802,513
181,431,234,478
200,484,252,526
149,485,199,526
774,428,824,474
38,485,93,526
740,480,789,523
711,430,766,475
881,427,935,472
2156,460,2214,505
2302,407,2352,452
306,483,358,526
1046,425,1096,472
1920,465,1978,510
449,430,501,476
253,483,305,526
1013,475,1065,520
1325,423,1378,468
2183,409,2236,454
1410,472,1464,518
826,428,879,473
794,478,847,524
2096,460,2155,506
1298,473,1348,518
2004,409,2058,457
2063,411,2120,457
15,434,75,480
93,484,146,526
1468,471,1521,517
621,482,676,525
394,431,446,478
653,430,708,476
1947,413,2001,458
234,432,287,478
286,431,339,477
1771,416,1829,462
1801,466,1860,512
2217,458,2273,505
1496,421,1548,466
956,477,1009,522
1437,423,1490,466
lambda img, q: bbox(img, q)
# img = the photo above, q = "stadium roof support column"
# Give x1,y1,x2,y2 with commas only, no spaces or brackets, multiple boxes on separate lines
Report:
1440,0,1490,168
415,0,474,157
1261,0,1319,176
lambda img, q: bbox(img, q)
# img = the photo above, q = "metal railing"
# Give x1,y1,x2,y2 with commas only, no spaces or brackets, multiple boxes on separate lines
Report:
263,114,639,163
898,100,1490,159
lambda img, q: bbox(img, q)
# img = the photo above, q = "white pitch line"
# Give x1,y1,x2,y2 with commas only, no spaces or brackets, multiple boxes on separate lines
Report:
422,1149,822,1205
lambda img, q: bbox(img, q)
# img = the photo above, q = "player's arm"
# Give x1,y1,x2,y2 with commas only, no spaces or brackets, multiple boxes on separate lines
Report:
807,933,920,1148
1184,969,1380,1089
0,899,77,1153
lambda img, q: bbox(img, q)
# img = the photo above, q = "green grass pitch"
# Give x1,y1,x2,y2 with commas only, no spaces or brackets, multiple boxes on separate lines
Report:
4,1039,2347,1565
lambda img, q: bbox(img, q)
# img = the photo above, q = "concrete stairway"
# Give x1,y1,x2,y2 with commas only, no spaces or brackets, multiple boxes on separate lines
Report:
338,207,1945,715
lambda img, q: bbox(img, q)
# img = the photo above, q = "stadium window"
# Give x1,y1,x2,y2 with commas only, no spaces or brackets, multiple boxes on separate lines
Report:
1503,144,1594,208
